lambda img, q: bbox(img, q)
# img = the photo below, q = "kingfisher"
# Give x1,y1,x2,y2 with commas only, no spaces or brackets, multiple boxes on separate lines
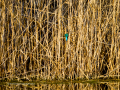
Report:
65,33,68,41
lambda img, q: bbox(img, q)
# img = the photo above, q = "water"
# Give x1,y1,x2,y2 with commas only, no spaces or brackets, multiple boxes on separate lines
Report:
0,80,120,90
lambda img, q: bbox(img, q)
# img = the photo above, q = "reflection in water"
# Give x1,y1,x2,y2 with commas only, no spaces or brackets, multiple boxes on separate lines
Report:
0,82,120,90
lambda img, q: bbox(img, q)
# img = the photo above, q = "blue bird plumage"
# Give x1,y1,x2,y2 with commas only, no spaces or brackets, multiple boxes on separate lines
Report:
65,33,68,41
66,37,68,41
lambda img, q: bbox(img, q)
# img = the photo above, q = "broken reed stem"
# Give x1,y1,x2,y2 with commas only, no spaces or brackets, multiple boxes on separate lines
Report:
0,0,120,81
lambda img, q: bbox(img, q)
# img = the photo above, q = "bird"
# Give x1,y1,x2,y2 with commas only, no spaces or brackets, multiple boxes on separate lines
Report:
65,33,68,41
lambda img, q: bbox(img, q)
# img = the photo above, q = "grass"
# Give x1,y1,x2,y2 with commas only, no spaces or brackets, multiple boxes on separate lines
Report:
0,0,120,81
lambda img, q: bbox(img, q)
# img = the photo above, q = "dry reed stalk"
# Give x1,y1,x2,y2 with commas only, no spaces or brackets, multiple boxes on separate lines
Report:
1,0,5,78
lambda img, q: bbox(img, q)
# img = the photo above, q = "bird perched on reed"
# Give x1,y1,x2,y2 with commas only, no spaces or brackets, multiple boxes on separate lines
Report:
65,33,68,41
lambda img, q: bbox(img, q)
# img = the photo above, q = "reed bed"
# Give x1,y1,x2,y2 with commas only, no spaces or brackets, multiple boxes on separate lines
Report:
0,0,120,81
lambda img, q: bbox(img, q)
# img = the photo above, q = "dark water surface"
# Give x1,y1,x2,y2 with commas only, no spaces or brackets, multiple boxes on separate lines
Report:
0,80,120,90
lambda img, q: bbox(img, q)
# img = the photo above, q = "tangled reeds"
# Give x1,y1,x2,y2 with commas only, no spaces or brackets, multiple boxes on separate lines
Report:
0,0,120,81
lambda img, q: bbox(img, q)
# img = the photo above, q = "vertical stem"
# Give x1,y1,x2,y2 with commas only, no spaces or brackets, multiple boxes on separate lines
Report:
98,0,102,78
30,0,32,77
86,0,89,78
47,0,50,80
92,0,96,79
117,0,119,79
54,0,57,79
68,0,72,80
111,0,116,77
1,0,5,78
11,0,15,79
